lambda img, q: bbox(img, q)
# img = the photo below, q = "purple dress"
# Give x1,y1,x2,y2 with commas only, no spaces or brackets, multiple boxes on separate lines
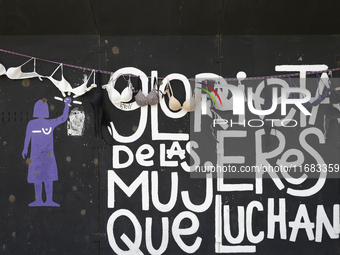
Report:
23,99,70,183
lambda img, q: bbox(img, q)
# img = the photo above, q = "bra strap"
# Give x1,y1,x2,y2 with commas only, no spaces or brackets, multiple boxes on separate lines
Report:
86,69,94,82
33,58,43,81
20,57,34,67
135,76,141,92
288,74,305,98
163,80,173,99
315,72,322,95
153,77,163,97
128,75,132,88
108,73,115,85
167,80,174,96
153,77,158,90
50,64,62,77
316,72,330,90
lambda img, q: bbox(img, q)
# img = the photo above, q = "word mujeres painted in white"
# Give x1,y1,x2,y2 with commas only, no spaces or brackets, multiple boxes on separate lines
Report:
107,170,339,254
105,65,339,254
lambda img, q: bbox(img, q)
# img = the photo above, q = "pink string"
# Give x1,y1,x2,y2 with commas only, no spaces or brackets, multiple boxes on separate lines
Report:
1,48,339,81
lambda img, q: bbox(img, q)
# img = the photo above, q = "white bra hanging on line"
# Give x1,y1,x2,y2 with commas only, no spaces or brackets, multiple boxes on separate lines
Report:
47,64,73,97
6,57,42,80
102,74,133,104
71,70,97,98
0,63,6,76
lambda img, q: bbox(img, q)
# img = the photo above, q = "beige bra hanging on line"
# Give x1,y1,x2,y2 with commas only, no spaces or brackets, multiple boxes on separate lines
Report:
164,80,195,112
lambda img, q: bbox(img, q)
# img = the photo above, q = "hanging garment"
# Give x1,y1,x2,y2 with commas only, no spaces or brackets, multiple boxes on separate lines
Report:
163,80,195,112
91,71,103,137
288,75,303,99
72,70,96,98
329,71,340,104
323,106,340,139
330,88,340,104
6,57,42,80
134,77,159,107
302,73,331,108
0,63,6,76
329,74,340,104
90,72,115,145
47,64,73,97
303,87,330,108
288,73,330,107
103,74,133,104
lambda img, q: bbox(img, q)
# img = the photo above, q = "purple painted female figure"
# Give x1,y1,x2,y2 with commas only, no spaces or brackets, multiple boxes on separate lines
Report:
22,97,71,207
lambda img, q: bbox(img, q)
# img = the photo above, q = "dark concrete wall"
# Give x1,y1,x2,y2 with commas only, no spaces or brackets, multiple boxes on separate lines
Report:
0,35,339,254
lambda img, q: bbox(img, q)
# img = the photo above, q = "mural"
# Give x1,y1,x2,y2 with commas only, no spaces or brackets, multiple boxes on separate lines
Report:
105,66,340,254
1,35,340,254
22,97,71,207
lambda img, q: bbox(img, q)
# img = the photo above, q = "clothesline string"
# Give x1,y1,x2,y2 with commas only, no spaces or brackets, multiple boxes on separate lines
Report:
1,48,340,81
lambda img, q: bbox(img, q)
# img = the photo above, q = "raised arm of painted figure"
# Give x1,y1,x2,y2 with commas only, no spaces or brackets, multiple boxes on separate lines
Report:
22,122,32,159
53,97,72,126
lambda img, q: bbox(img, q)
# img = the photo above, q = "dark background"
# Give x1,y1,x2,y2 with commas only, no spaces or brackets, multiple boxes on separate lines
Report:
1,0,340,36
1,1,340,255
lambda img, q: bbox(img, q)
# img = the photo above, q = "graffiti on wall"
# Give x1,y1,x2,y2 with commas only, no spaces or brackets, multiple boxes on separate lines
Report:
22,97,71,207
105,66,340,254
